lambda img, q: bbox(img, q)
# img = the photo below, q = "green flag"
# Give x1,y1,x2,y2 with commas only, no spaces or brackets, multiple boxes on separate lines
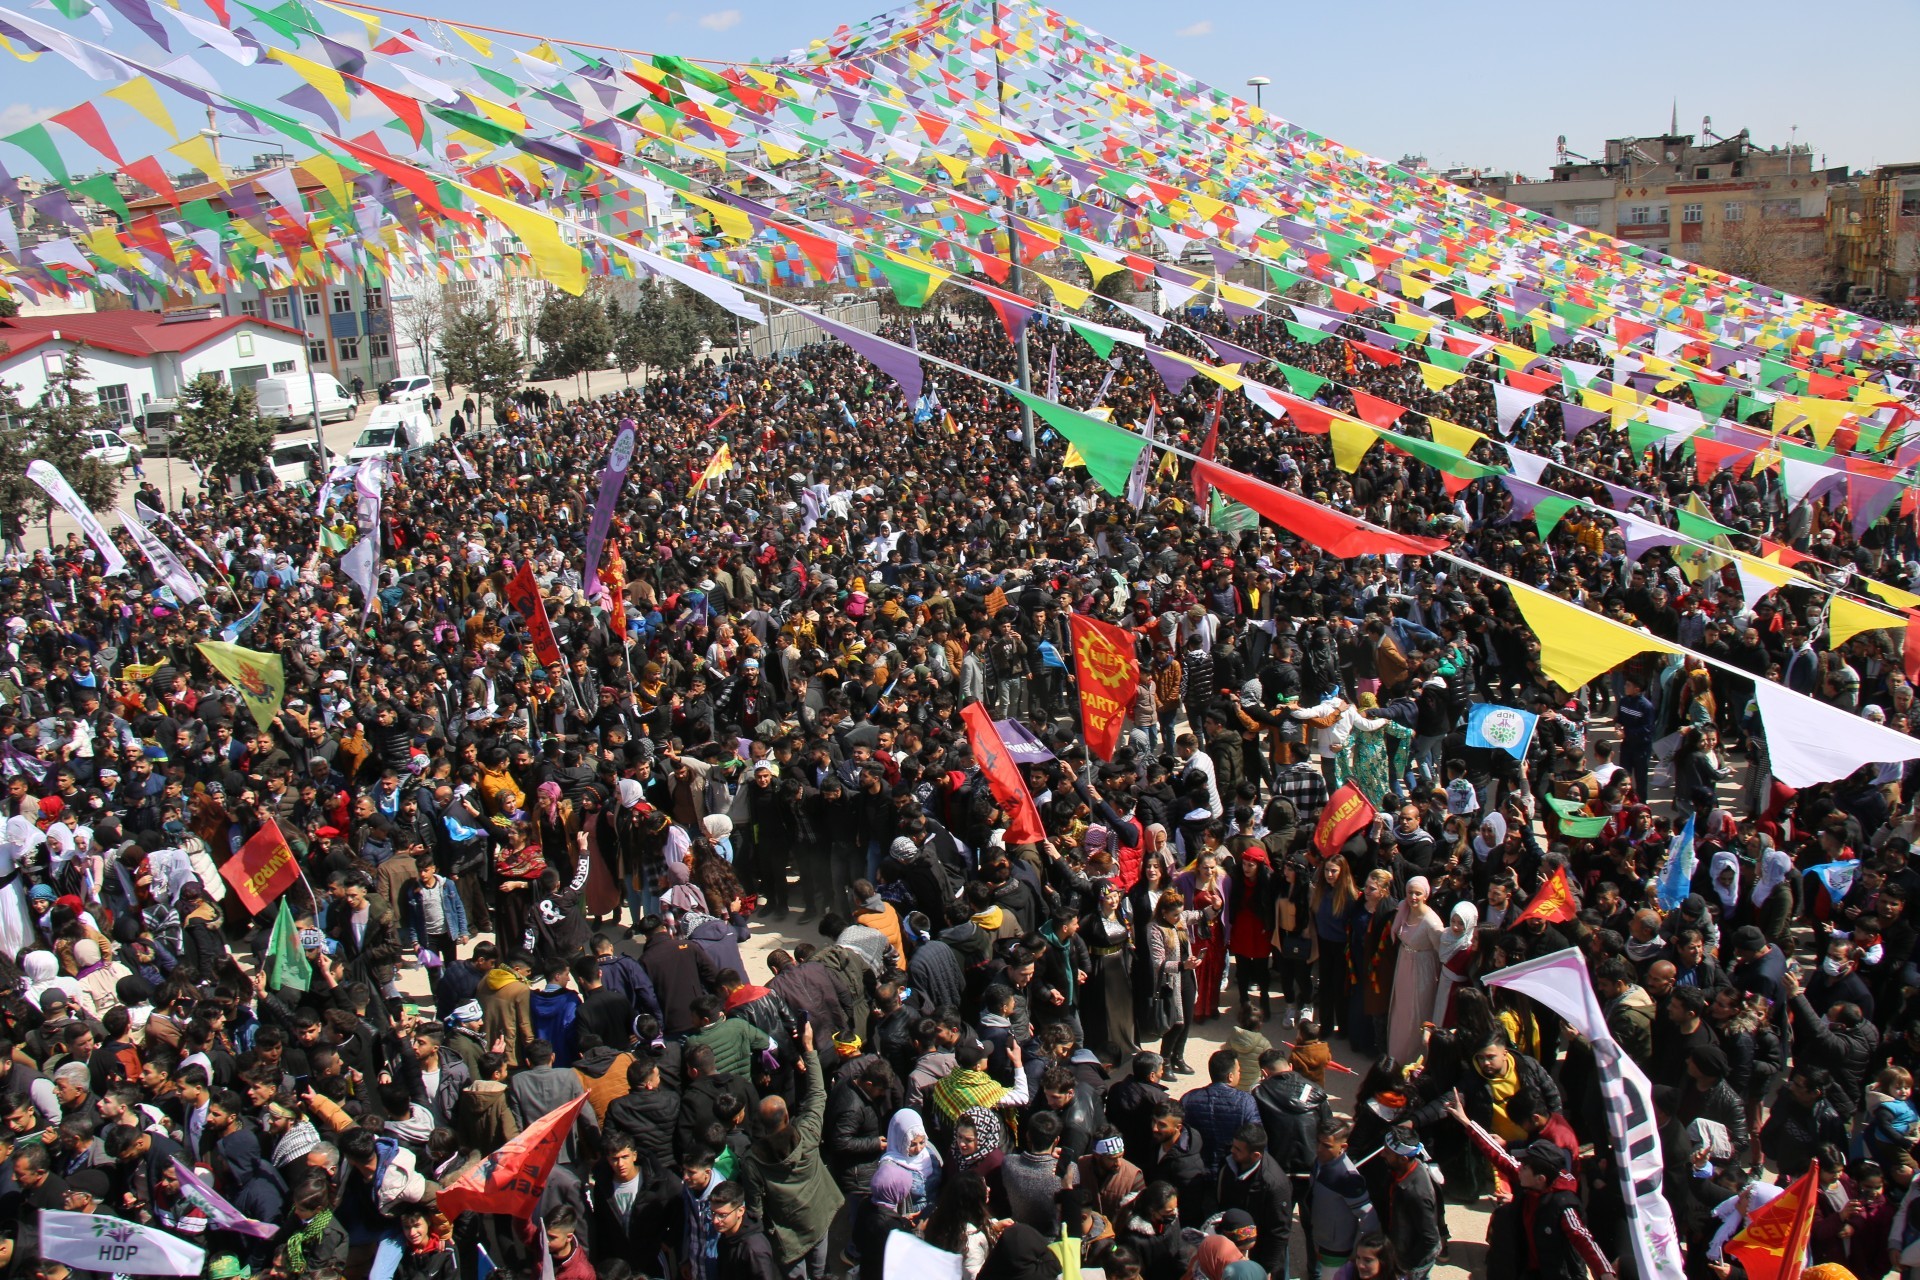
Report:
267,897,311,993
1544,794,1608,838
1013,391,1147,496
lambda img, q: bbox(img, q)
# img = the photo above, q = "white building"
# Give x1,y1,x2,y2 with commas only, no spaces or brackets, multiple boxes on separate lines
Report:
0,309,312,424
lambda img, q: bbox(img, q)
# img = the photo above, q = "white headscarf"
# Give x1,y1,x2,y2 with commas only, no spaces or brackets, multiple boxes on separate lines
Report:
1471,812,1507,862
1709,850,1741,915
1753,847,1793,908
21,951,80,1010
1438,901,1479,960
616,779,644,809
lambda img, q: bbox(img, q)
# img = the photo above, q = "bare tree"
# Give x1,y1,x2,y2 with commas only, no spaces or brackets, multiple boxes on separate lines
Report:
391,284,449,383
1701,220,1827,294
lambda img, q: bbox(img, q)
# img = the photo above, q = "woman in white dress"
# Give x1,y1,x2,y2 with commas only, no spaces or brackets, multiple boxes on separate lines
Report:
1385,875,1446,1064
0,817,41,961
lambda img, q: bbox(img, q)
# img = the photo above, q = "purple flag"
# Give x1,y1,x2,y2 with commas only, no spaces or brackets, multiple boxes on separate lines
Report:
994,718,1055,765
1560,403,1608,441
806,313,922,406
170,1158,279,1240
1146,349,1197,396
582,419,636,600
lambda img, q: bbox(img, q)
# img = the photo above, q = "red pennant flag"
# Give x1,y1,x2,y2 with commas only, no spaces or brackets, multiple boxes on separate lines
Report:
1905,613,1920,689
1513,864,1579,926
960,702,1046,845
1506,370,1558,395
219,819,300,915
1068,614,1140,762
51,102,123,165
1194,461,1448,559
1727,1161,1818,1280
503,562,564,670
343,73,426,147
121,156,180,206
1312,782,1375,857
436,1095,589,1220
1348,390,1405,429
1192,389,1223,507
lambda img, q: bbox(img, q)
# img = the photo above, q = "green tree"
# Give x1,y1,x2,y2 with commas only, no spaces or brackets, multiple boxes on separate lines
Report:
0,379,36,528
171,373,275,482
610,300,646,385
437,300,523,412
534,292,614,390
23,353,120,517
630,278,706,372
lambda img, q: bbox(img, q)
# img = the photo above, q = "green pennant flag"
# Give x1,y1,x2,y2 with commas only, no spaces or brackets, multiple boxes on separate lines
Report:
1426,347,1469,373
1274,361,1328,398
865,254,940,309
474,67,522,100
1013,390,1147,495
1068,321,1116,361
5,124,70,185
267,896,312,992
73,174,129,224
1533,497,1580,542
1735,394,1772,423
1388,433,1494,479
1676,509,1736,543
1757,356,1799,390
1283,320,1333,346
1544,794,1608,838
179,199,227,232
1689,381,1738,421
1208,489,1260,534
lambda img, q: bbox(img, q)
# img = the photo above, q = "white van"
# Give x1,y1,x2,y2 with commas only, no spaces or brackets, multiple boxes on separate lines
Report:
347,404,436,462
257,375,357,425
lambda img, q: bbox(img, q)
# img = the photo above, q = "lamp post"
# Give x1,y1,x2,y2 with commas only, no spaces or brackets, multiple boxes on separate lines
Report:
1245,76,1270,110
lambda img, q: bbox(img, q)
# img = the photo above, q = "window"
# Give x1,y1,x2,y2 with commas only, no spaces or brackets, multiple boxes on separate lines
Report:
365,286,385,311
1694,166,1712,180
303,292,322,318
308,339,328,365
271,359,296,373
1901,190,1920,217
369,333,391,359
1682,203,1704,224
337,336,360,361
1626,205,1653,225
331,287,353,314
1566,202,1600,225
97,383,130,423
1653,204,1669,224
1763,198,1803,220
239,297,260,318
1723,202,1744,222
236,333,254,358
269,294,292,322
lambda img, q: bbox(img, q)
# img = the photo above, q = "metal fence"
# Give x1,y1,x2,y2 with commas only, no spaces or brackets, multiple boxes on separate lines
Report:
743,300,883,359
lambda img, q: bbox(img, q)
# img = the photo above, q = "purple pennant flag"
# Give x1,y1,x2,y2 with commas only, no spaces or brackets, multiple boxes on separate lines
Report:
101,0,170,47
1850,474,1904,538
1146,349,1197,396
1201,334,1267,367
995,718,1055,764
535,89,587,125
170,1158,279,1240
1208,246,1240,273
581,419,636,601
314,32,365,78
280,83,341,134
1500,477,1560,520
808,312,923,406
1560,403,1607,441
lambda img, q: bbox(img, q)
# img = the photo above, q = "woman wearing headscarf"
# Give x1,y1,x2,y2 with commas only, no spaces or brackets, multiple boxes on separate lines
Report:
1430,902,1479,1029
1185,1234,1243,1280
978,1223,1061,1280
0,817,41,959
601,778,652,929
1707,848,1746,932
1129,847,1176,1044
71,938,130,1018
21,950,81,1010
870,1109,943,1220
530,780,584,883
1384,877,1445,1064
1753,843,1798,942
1082,879,1137,1062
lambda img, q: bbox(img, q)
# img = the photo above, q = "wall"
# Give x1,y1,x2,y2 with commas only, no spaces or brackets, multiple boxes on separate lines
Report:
744,300,882,359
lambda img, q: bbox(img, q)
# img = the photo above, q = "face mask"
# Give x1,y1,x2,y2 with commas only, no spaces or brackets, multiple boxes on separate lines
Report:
1820,957,1845,977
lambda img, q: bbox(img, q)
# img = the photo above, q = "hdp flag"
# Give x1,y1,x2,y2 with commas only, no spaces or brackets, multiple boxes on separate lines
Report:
169,1157,280,1239
220,599,264,644
266,896,311,992
1655,815,1697,911
195,640,285,734
961,701,1047,845
1466,703,1538,760
1513,864,1579,926
1727,1161,1818,1280
219,818,300,915
1312,781,1375,857
40,1210,205,1275
1069,613,1140,762
436,1094,590,1220
1807,861,1858,904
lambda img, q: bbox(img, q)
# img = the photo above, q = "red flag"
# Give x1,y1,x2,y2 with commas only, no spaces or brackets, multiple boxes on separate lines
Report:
503,562,564,670
960,701,1046,845
436,1094,590,1220
1194,461,1448,559
1513,864,1579,926
1191,389,1223,508
1068,613,1140,762
1728,1162,1818,1280
1312,782,1375,857
219,819,299,915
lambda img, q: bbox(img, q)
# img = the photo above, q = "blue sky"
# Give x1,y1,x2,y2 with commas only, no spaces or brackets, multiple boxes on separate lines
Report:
3,0,1918,177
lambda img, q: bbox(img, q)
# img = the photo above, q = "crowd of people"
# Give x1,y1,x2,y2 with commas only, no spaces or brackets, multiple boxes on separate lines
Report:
1,291,1919,1280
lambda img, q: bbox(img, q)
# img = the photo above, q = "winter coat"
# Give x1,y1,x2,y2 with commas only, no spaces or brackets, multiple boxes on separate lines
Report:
824,1077,888,1193
1251,1071,1331,1177
1180,1082,1260,1175
738,1049,844,1265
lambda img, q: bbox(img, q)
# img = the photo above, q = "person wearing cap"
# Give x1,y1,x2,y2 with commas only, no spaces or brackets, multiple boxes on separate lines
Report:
1443,1090,1614,1280
1376,1125,1441,1280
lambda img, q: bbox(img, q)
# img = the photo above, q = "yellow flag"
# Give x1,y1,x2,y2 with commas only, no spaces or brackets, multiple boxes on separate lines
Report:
1509,582,1679,695
271,48,353,118
196,641,286,734
1429,419,1483,455
682,192,755,243
447,23,492,56
1867,580,1920,610
168,134,227,188
1829,595,1908,646
1081,253,1127,288
302,154,351,209
1037,272,1090,310
120,660,164,681
105,77,177,139
1330,418,1377,473
460,185,586,296
1419,363,1467,394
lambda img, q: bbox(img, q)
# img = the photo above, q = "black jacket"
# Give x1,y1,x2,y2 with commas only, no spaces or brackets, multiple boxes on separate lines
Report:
1215,1151,1292,1274
823,1078,887,1192
591,1153,683,1276
604,1084,680,1169
1251,1072,1331,1177
718,1220,784,1280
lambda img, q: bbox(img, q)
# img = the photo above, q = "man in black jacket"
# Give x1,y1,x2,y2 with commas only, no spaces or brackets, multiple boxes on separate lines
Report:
713,1180,782,1280
591,1132,683,1278
1215,1124,1292,1279
604,1056,678,1170
1107,1052,1171,1163
1379,1126,1441,1280
1250,1048,1331,1267
822,1057,890,1194
1784,966,1876,1120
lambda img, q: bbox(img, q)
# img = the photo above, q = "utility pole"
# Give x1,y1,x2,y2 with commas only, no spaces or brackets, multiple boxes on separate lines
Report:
995,0,1034,460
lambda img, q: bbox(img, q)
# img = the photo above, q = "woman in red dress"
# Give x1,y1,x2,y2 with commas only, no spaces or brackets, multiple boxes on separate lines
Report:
1177,838,1229,1022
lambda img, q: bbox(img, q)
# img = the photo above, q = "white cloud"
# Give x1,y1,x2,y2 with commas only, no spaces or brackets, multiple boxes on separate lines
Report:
0,104,55,134
699,8,741,30
1175,19,1212,36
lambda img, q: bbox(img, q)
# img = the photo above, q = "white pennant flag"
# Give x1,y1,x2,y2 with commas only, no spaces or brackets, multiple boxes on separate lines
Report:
26,460,128,576
1753,680,1920,789
121,516,204,604
40,1209,206,1276
340,533,379,622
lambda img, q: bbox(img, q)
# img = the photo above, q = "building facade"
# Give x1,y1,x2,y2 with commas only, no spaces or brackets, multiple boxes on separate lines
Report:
1827,163,1920,308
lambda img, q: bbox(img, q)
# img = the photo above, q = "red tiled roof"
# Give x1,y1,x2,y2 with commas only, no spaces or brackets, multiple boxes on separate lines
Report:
0,311,307,359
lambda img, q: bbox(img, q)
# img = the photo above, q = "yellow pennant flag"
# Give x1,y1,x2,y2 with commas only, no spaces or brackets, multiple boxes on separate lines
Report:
1829,595,1909,647
1509,582,1679,695
1419,363,1467,393
1037,272,1090,310
196,641,287,735
271,48,353,118
1081,253,1128,288
1329,417,1377,473
447,23,493,56
460,185,586,296
301,154,352,209
167,134,227,189
1429,418,1484,455
105,76,177,139
1867,580,1920,610
682,192,755,243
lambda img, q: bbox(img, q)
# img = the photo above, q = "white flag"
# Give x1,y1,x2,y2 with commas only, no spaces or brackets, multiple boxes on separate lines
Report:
40,1209,207,1276
121,515,204,604
340,533,379,621
25,461,128,576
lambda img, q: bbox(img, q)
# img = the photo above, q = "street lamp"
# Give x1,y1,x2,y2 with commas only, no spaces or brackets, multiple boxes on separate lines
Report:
1246,76,1270,109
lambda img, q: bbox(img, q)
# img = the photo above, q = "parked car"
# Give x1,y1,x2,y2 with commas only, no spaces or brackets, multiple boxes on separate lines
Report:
347,405,436,462
82,428,141,467
383,375,434,404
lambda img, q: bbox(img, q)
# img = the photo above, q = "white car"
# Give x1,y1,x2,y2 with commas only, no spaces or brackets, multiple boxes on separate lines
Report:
82,428,141,467
385,375,434,404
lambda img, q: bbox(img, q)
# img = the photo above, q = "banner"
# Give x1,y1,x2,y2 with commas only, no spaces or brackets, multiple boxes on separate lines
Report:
1068,613,1140,761
195,640,285,733
135,497,224,578
169,1157,280,1239
340,532,379,621
1466,704,1537,760
581,418,636,599
26,460,128,576
40,1209,206,1276
266,895,311,992
219,817,299,915
1512,864,1579,925
1485,949,1686,1280
995,718,1055,765
504,562,564,669
122,514,204,604
960,701,1046,845
437,1094,590,1220
1312,781,1375,856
